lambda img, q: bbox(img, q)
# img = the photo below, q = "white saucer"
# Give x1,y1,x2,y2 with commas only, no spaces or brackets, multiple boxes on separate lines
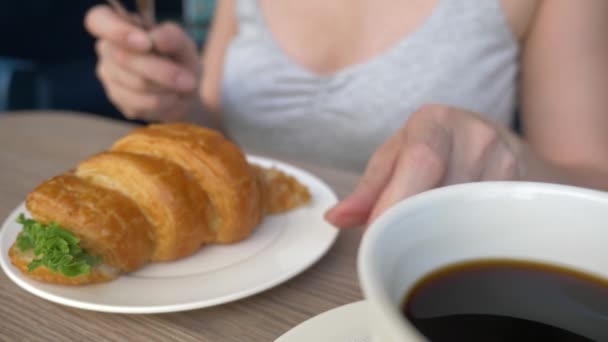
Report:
275,301,371,342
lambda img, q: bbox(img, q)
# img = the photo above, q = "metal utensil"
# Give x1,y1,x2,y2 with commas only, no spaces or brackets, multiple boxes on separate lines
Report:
106,0,131,18
136,0,156,29
105,0,155,30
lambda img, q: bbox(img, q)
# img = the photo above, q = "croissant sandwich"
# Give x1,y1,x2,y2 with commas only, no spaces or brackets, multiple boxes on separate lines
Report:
9,123,311,285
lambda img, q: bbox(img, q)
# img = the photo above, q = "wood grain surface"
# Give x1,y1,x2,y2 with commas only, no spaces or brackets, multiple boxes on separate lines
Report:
0,111,364,342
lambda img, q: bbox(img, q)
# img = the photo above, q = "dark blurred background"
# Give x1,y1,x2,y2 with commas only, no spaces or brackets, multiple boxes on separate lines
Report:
0,1,214,120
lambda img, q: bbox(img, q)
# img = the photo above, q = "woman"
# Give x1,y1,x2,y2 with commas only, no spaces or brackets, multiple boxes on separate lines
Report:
85,0,608,228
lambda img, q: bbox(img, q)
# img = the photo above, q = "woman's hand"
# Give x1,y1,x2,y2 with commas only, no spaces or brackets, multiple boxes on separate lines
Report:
325,104,528,228
85,5,200,121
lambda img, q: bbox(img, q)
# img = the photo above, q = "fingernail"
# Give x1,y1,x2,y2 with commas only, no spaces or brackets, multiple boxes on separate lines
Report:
324,206,339,222
325,200,348,219
176,73,196,91
127,31,150,50
324,207,365,229
334,214,365,229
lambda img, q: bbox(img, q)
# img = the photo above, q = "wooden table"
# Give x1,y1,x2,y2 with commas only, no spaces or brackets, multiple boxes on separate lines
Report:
0,111,364,341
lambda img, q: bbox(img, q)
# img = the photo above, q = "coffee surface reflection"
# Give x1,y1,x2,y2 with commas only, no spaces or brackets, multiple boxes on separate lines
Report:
403,259,608,341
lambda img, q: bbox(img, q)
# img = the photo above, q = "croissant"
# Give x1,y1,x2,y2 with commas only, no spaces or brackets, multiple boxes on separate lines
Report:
9,123,311,285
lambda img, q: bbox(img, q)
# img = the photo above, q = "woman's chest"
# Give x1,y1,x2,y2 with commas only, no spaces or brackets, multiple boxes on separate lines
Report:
256,0,536,76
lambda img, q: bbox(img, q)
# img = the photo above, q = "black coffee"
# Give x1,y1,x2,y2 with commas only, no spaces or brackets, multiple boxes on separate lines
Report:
403,259,608,342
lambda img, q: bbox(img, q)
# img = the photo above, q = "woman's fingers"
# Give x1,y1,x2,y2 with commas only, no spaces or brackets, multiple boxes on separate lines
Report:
325,104,525,229
325,133,402,228
326,105,454,228
150,22,200,70
107,44,196,92
479,142,520,180
367,121,451,225
85,5,152,52
87,6,201,122
96,50,161,93
95,40,192,119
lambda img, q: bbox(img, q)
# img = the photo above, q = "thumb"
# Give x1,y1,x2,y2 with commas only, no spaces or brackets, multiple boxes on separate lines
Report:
150,22,200,71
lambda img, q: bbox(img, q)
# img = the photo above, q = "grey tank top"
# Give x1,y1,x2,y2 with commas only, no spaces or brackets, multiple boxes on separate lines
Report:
222,0,519,172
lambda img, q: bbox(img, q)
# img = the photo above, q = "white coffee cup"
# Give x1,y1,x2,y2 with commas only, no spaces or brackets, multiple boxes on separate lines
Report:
358,181,608,341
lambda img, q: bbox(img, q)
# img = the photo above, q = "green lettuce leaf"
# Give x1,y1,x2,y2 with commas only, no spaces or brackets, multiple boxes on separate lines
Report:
16,214,102,277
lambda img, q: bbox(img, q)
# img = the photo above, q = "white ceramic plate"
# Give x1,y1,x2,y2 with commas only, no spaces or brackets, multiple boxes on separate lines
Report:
0,156,338,314
275,301,370,342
